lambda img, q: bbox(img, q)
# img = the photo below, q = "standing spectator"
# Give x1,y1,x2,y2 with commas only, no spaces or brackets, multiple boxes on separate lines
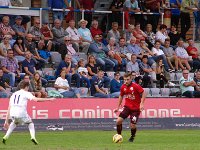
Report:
180,0,197,40
186,38,200,71
155,24,169,45
168,25,181,46
78,19,93,53
109,0,124,28
30,72,48,98
55,54,80,88
126,54,140,74
132,23,147,44
170,0,182,27
13,36,26,62
80,0,94,28
144,24,156,49
145,0,161,32
123,0,141,29
54,69,80,98
180,69,200,97
162,39,182,71
175,39,192,71
194,0,200,41
52,19,69,44
66,19,90,53
0,68,10,98
59,36,79,64
0,35,11,61
110,72,123,98
48,0,69,22
12,16,26,39
90,70,111,98
1,49,23,87
89,34,115,71
107,22,121,43
0,16,15,41
194,70,200,91
90,20,103,38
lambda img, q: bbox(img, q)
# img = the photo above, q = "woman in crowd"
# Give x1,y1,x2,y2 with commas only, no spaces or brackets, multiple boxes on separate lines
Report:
86,55,99,77
0,35,11,61
30,72,48,98
168,24,181,47
13,36,27,62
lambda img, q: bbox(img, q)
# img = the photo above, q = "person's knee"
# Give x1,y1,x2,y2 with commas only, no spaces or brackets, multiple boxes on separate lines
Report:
130,123,136,129
116,117,123,125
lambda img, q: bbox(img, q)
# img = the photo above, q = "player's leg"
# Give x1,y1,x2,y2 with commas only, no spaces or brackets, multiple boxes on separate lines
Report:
2,122,17,144
129,111,140,142
116,107,130,135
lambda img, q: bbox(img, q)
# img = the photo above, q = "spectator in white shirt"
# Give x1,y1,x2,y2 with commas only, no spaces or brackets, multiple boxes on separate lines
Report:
155,24,169,45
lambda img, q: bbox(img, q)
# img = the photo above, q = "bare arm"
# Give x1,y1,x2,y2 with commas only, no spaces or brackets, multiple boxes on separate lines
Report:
140,90,146,111
114,95,123,113
32,97,54,102
183,81,196,87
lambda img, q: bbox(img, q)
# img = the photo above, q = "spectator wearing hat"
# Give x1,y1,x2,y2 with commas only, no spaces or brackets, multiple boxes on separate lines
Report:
78,19,93,53
66,19,90,53
12,15,25,39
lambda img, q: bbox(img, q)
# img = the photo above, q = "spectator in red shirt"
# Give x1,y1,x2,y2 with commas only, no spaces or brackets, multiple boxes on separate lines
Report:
90,20,103,39
80,0,94,28
186,38,200,71
114,73,146,142
132,23,147,44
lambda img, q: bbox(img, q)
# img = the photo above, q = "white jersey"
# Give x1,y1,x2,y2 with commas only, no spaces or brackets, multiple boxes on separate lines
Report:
9,89,34,117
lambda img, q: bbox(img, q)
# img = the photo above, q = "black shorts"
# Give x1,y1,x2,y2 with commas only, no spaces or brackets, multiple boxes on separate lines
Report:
119,106,140,124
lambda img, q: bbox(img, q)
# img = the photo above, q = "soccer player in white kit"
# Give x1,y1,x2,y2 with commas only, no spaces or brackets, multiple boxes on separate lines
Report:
2,81,54,145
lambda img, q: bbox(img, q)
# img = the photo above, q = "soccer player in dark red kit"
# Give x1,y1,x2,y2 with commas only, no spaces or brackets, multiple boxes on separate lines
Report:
114,72,146,142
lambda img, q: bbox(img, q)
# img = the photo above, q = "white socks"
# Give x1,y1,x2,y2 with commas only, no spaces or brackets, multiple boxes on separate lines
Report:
4,122,16,139
28,123,36,139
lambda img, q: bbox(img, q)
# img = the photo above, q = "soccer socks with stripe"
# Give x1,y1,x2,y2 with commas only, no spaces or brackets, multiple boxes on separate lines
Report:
28,123,36,139
4,122,16,139
131,128,137,137
117,124,122,135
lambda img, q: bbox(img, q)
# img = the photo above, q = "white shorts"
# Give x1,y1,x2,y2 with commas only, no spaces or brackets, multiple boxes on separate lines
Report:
11,115,32,125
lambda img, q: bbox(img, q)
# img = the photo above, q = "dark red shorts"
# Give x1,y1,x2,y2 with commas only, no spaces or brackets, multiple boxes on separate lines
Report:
119,106,140,124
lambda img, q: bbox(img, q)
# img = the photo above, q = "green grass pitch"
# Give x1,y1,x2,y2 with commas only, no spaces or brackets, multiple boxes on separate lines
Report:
0,130,200,150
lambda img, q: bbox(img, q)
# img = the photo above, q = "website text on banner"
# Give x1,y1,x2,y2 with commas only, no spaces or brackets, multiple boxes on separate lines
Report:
0,98,199,119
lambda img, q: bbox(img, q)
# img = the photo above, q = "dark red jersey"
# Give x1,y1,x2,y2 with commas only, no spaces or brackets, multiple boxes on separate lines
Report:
120,82,144,110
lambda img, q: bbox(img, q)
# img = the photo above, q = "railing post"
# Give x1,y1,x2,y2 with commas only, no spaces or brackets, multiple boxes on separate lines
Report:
122,11,125,30
39,8,42,28
82,10,84,20
161,13,164,24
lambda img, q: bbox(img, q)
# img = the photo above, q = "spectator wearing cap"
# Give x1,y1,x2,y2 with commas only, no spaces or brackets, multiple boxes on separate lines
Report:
66,19,90,53
52,19,69,44
78,19,93,54
110,71,123,98
0,35,11,61
155,24,169,45
0,16,15,41
12,15,25,39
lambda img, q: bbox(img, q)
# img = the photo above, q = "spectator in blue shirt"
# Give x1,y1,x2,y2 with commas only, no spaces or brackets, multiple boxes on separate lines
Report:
110,72,123,98
170,0,182,27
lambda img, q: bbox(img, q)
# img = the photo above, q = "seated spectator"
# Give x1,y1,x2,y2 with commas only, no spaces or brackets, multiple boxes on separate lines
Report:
194,70,200,91
168,25,181,46
155,24,169,45
13,36,26,62
117,38,128,68
110,72,123,98
152,40,172,72
91,70,111,98
140,55,156,87
52,19,69,44
156,58,175,88
186,39,200,71
55,54,80,88
22,51,36,77
12,15,26,38
144,23,156,49
132,23,147,44
0,35,11,61
25,34,46,70
126,54,140,74
86,55,99,77
1,49,24,87
180,69,200,98
107,38,121,71
59,36,79,64
175,39,192,71
66,19,90,53
162,39,183,71
30,72,47,98
78,19,93,53
107,22,120,43
0,68,10,98
77,59,91,88
88,34,115,71
0,16,15,42
90,20,103,39
54,69,80,98
122,24,134,43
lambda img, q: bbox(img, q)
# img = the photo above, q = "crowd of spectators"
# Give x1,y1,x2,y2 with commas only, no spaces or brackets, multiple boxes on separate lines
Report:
0,0,200,98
